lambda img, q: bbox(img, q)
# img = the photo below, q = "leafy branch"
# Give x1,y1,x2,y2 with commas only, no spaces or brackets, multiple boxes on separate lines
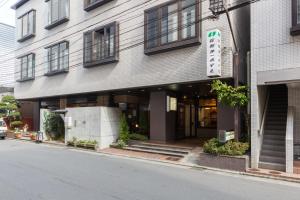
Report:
211,80,249,108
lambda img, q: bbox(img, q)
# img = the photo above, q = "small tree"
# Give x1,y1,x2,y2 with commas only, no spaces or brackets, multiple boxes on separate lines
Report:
211,80,249,108
43,112,65,141
119,113,129,144
0,95,22,129
211,80,250,142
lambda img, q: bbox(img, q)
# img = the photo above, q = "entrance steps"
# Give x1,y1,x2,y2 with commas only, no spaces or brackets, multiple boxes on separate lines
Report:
124,141,193,157
259,85,287,171
259,162,285,172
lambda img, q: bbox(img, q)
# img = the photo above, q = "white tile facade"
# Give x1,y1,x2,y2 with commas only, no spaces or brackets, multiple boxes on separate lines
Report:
251,0,300,168
13,0,249,99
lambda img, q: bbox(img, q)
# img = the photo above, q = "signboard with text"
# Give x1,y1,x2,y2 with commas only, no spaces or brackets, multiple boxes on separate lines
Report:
167,96,177,112
207,29,222,77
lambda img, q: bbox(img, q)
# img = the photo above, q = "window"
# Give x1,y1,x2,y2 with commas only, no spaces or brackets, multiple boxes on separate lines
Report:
45,41,69,76
83,22,119,67
145,0,200,54
291,0,300,35
17,10,36,42
17,54,35,82
84,0,114,11
198,99,217,128
45,0,69,30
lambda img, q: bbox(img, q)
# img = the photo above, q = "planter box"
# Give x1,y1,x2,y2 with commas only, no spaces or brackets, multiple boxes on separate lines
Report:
67,141,97,150
198,152,249,172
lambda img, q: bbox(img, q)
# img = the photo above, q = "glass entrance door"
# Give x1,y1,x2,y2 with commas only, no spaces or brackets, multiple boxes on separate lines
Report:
176,101,197,139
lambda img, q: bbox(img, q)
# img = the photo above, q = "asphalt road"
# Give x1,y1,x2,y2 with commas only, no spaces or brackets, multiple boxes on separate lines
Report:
0,140,299,200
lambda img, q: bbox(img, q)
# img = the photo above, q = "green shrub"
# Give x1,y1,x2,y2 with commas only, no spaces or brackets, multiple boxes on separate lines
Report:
115,139,126,149
129,133,148,141
119,113,129,144
43,112,65,140
67,137,98,149
203,138,249,156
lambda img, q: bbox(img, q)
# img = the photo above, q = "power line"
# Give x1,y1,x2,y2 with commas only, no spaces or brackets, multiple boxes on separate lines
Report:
1,0,206,73
1,0,257,83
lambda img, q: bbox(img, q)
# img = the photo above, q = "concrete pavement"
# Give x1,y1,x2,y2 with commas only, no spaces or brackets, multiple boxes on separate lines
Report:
0,139,299,200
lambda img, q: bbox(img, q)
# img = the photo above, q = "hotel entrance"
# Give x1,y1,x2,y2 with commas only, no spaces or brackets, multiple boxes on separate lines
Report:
176,96,217,140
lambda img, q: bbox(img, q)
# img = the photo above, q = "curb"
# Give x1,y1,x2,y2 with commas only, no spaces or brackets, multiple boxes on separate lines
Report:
7,138,300,184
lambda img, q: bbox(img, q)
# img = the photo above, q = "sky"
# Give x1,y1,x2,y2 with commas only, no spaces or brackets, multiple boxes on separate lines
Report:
0,0,19,26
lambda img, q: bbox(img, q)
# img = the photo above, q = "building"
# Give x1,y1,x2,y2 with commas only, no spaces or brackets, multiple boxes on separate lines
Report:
12,0,250,148
251,0,300,173
0,23,15,93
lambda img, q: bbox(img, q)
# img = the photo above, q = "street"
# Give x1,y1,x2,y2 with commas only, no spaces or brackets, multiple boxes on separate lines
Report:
0,140,299,200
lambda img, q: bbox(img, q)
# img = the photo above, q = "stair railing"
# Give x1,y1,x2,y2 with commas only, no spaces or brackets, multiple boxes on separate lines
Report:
259,91,270,137
258,90,270,157
286,106,295,173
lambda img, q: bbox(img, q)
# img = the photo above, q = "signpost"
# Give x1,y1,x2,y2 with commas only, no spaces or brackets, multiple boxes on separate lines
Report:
207,29,222,77
218,130,235,143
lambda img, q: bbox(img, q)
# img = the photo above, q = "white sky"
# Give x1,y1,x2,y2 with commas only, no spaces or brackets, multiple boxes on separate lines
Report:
0,0,19,26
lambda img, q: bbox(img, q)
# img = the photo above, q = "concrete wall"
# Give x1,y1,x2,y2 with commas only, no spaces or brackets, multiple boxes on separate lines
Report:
13,0,248,100
287,85,300,146
65,107,121,149
251,0,300,167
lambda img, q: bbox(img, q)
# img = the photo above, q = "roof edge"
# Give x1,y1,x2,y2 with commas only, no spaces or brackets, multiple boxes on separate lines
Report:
11,0,30,10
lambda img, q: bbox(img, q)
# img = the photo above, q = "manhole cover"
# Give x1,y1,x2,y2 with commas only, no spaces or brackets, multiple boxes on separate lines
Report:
166,157,181,161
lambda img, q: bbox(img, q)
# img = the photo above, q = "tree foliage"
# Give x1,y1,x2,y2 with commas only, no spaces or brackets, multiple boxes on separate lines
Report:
0,95,22,128
119,113,129,144
43,112,65,141
211,80,249,108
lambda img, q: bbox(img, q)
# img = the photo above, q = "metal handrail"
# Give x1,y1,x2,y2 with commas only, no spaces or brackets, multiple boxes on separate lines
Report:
259,90,270,136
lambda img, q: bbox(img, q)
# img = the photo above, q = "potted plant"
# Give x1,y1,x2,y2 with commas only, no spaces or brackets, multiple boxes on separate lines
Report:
30,132,37,141
14,132,22,139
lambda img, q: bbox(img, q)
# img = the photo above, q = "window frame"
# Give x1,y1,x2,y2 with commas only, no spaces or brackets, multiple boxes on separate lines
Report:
291,0,300,35
17,9,36,43
45,0,70,30
83,22,119,68
44,40,69,76
144,0,200,55
16,53,35,82
84,0,114,12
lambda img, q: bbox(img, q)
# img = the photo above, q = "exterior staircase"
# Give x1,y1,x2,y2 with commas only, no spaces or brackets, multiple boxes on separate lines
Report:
259,85,287,171
124,141,193,157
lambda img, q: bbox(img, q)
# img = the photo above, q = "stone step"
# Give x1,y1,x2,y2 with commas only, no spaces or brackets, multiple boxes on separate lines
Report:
123,146,186,157
263,139,285,146
264,125,286,131
260,155,285,164
260,149,285,157
265,121,286,126
264,130,285,135
259,162,285,171
263,134,285,141
129,144,190,154
129,141,193,151
266,116,287,121
261,144,285,152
